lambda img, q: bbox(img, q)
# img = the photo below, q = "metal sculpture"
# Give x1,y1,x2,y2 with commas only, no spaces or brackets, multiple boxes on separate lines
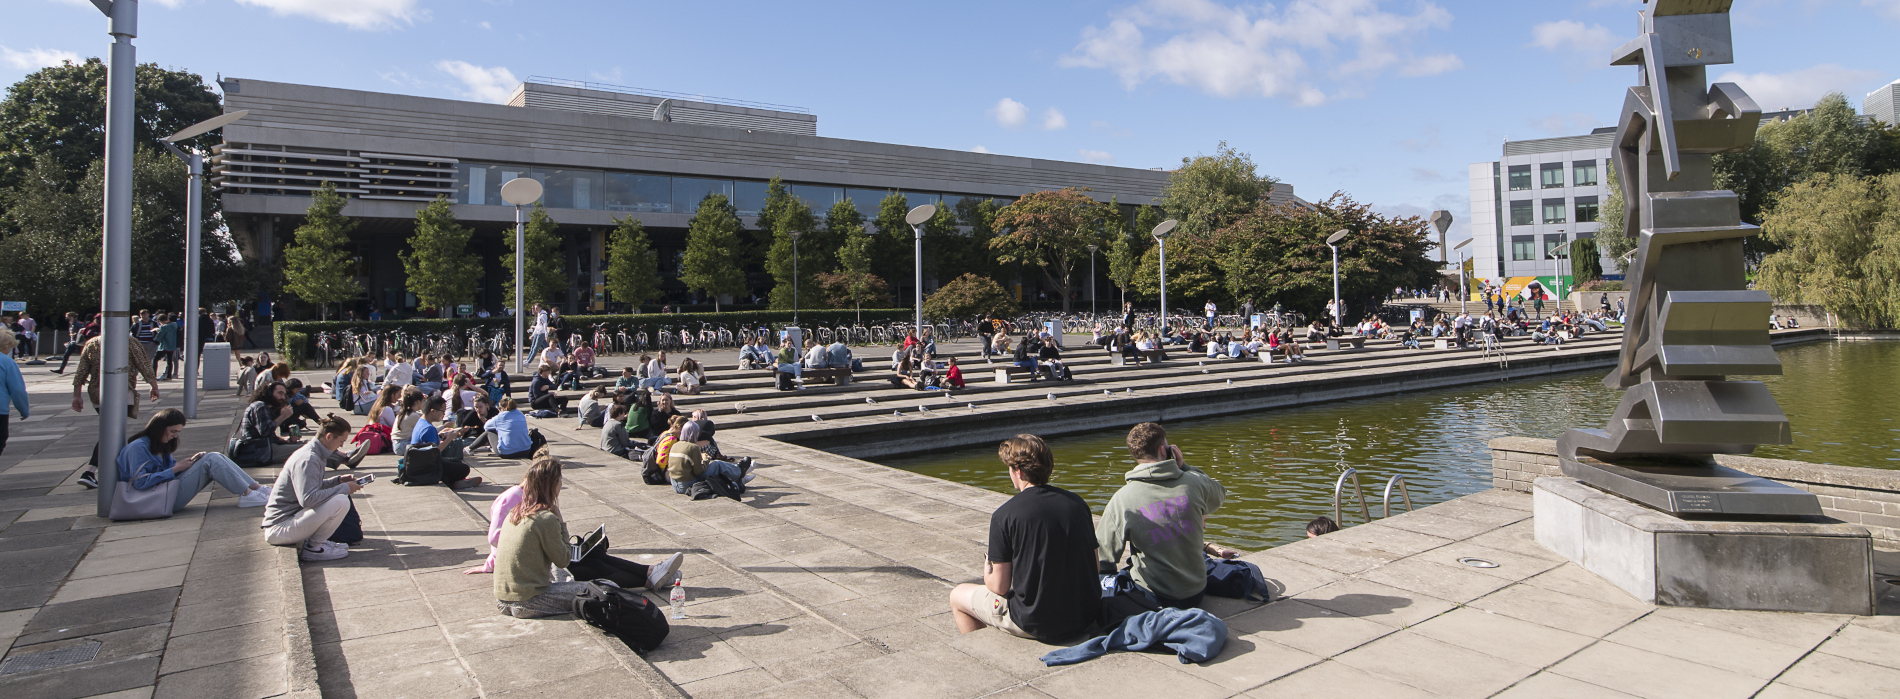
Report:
1556,0,1819,517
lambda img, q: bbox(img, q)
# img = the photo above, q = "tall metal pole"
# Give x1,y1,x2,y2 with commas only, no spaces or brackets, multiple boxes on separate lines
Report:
1157,238,1168,333
1089,249,1097,317
513,204,524,372
911,224,923,334
1330,244,1340,326
1458,250,1468,317
791,235,799,327
182,152,201,418
95,0,138,517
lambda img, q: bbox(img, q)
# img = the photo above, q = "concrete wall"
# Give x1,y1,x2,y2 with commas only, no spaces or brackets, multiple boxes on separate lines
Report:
1494,437,1900,548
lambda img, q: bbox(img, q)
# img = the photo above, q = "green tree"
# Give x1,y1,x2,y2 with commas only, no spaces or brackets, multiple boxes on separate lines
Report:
604,215,660,309
815,231,890,322
680,194,747,311
951,195,1008,286
280,182,359,320
1757,172,1900,329
502,204,564,308
990,188,1112,312
1570,235,1603,283
0,155,104,315
922,273,1018,319
0,58,223,196
1105,215,1147,306
871,192,916,296
1156,141,1278,237
400,198,481,314
1714,93,1894,263
760,181,827,310
1597,164,1634,270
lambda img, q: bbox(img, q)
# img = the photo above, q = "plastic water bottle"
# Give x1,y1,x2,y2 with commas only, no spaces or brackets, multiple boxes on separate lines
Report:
669,579,687,619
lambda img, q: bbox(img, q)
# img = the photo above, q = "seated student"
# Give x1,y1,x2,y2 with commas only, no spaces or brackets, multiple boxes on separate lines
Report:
262,414,365,562
801,338,827,369
1097,422,1235,610
826,340,853,371
774,340,800,388
458,393,496,433
349,366,378,416
409,396,485,490
664,417,754,496
601,402,638,459
384,352,416,388
949,435,1101,643
234,356,260,398
738,336,772,370
281,379,324,434
452,375,482,414
1306,516,1339,538
118,408,272,513
571,341,600,379
490,457,684,617
623,389,658,444
1036,333,1070,380
527,365,570,415
536,342,566,376
233,381,305,467
644,351,671,391
613,365,640,393
1008,335,1040,380
391,391,428,457
574,386,612,431
675,357,705,395
944,356,965,389
484,398,548,459
414,352,445,396
475,349,499,382
367,384,404,430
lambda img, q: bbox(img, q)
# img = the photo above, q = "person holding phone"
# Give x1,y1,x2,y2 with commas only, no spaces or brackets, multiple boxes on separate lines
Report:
410,396,485,490
263,414,365,562
117,408,271,514
1096,422,1233,610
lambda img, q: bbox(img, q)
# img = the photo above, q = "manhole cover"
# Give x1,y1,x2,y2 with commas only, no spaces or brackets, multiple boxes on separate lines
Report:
1458,557,1500,569
0,640,102,675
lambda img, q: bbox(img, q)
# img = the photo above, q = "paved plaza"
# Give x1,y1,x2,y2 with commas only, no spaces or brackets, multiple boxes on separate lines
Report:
1,333,1896,698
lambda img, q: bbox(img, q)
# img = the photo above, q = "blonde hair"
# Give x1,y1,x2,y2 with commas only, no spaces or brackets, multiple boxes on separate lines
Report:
511,456,563,525
0,327,15,354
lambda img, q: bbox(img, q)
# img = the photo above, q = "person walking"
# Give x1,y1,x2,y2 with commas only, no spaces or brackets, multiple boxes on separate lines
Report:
977,314,997,364
153,313,181,381
0,327,27,456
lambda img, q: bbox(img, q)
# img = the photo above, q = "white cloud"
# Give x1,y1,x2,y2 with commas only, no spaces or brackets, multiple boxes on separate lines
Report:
1059,0,1460,105
235,0,427,31
1079,149,1115,164
1866,1,1900,21
990,98,1028,128
1042,108,1069,130
1,46,81,70
478,21,493,30
1531,112,1601,136
436,60,518,103
1715,64,1884,112
1529,20,1618,55
971,145,993,154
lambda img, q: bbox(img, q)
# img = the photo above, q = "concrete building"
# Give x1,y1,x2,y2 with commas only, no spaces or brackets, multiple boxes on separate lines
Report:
215,77,1304,315
1866,79,1900,126
1467,129,1617,302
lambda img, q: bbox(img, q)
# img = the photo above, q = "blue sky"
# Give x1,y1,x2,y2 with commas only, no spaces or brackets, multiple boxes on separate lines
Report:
6,0,1897,244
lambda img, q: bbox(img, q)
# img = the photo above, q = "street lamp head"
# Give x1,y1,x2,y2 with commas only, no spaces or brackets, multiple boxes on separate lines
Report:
1087,244,1099,253
1151,219,1177,239
500,177,543,206
1326,229,1349,245
1453,238,1473,251
165,110,250,143
905,204,937,226
789,229,802,241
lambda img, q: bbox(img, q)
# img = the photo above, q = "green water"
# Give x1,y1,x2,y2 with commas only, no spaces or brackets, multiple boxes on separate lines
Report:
878,341,1900,549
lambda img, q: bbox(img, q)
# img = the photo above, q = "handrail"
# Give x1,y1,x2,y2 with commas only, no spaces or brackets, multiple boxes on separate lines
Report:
1383,475,1414,519
1333,468,1370,524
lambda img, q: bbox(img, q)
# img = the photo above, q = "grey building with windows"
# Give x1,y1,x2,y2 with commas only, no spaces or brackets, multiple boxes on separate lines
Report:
1866,79,1899,126
1466,129,1617,292
214,77,1302,314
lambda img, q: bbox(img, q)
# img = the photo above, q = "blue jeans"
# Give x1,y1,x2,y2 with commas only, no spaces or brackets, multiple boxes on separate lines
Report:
671,459,743,494
526,333,547,366
416,381,442,396
170,452,259,513
639,376,671,391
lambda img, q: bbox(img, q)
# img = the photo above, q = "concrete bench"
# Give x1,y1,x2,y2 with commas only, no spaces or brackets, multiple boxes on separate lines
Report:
993,364,1038,383
1433,338,1450,350
802,367,853,385
1106,347,1167,366
1325,336,1367,351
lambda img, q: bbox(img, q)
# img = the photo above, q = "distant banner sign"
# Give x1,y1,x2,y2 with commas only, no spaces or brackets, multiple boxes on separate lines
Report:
0,301,24,312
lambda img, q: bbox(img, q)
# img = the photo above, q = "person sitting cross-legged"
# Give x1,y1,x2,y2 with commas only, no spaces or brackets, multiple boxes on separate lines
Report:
664,416,753,496
409,396,486,490
483,397,548,459
600,402,638,459
1097,422,1235,609
949,434,1101,643
490,457,684,617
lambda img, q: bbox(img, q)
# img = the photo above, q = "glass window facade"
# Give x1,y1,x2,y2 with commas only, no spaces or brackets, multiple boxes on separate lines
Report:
606,173,671,213
1508,165,1531,191
1510,200,1533,226
1575,195,1600,223
1540,163,1564,188
1542,198,1567,224
732,181,768,217
847,188,895,211
905,191,940,211
1544,233,1569,259
531,167,603,211
1512,235,1537,261
1573,160,1598,186
794,185,843,213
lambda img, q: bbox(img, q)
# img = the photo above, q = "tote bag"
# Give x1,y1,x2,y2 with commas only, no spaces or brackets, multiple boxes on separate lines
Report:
108,479,177,521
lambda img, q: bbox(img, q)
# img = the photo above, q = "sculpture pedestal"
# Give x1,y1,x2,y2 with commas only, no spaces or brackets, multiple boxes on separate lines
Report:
1560,452,1821,517
1534,476,1874,615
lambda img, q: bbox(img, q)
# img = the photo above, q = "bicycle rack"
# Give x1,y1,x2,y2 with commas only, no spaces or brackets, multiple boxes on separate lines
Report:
1333,468,1370,525
1382,475,1414,519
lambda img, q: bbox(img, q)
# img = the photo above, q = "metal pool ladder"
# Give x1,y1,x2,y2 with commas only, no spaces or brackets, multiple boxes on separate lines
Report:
1383,475,1414,518
1334,469,1416,524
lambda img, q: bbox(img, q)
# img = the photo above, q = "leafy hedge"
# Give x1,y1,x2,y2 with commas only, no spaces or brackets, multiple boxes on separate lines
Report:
274,309,915,359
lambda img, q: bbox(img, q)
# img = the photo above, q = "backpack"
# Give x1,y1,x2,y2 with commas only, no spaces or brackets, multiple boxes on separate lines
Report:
640,446,668,486
395,445,442,486
337,388,356,412
570,580,669,653
686,480,716,500
227,436,271,468
1099,567,1162,629
1204,557,1273,603
704,472,744,501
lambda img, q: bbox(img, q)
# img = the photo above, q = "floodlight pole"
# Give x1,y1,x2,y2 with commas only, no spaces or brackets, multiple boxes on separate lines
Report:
514,204,525,372
790,231,801,327
1453,238,1474,318
1328,229,1349,327
910,223,923,333
162,144,203,417
1151,219,1177,336
1086,244,1099,317
93,0,138,517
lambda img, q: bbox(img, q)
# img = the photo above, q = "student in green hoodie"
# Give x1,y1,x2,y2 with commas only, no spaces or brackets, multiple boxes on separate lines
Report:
1097,422,1237,609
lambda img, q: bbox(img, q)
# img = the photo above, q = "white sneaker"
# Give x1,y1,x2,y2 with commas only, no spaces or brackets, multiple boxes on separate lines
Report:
238,488,270,508
646,552,683,590
299,540,347,562
741,472,757,486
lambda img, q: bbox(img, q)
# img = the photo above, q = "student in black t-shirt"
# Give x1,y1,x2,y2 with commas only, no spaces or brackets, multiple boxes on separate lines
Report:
949,435,1101,643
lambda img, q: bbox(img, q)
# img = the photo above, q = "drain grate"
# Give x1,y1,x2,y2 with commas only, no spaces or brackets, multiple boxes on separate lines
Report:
0,640,103,675
1457,557,1501,569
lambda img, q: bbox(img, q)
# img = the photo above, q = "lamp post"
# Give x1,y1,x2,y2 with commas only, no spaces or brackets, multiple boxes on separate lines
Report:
161,110,249,420
1453,238,1474,317
789,230,801,328
1327,229,1350,326
500,177,543,374
91,0,138,517
1086,244,1099,317
1549,235,1573,318
1152,219,1177,334
905,205,935,334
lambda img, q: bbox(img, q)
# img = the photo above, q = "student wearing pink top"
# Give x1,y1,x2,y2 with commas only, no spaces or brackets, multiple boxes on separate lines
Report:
464,485,525,574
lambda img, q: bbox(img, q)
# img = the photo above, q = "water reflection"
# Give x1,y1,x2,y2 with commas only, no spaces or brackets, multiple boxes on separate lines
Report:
878,341,1898,549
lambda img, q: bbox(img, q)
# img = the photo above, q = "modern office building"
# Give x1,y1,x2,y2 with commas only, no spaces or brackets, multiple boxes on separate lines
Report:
215,77,1305,314
1866,79,1900,126
1466,129,1617,301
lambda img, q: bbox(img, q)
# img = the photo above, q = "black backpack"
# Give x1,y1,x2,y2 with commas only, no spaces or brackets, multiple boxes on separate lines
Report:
395,445,442,486
640,446,669,486
570,580,669,652
1204,556,1273,603
337,383,356,412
